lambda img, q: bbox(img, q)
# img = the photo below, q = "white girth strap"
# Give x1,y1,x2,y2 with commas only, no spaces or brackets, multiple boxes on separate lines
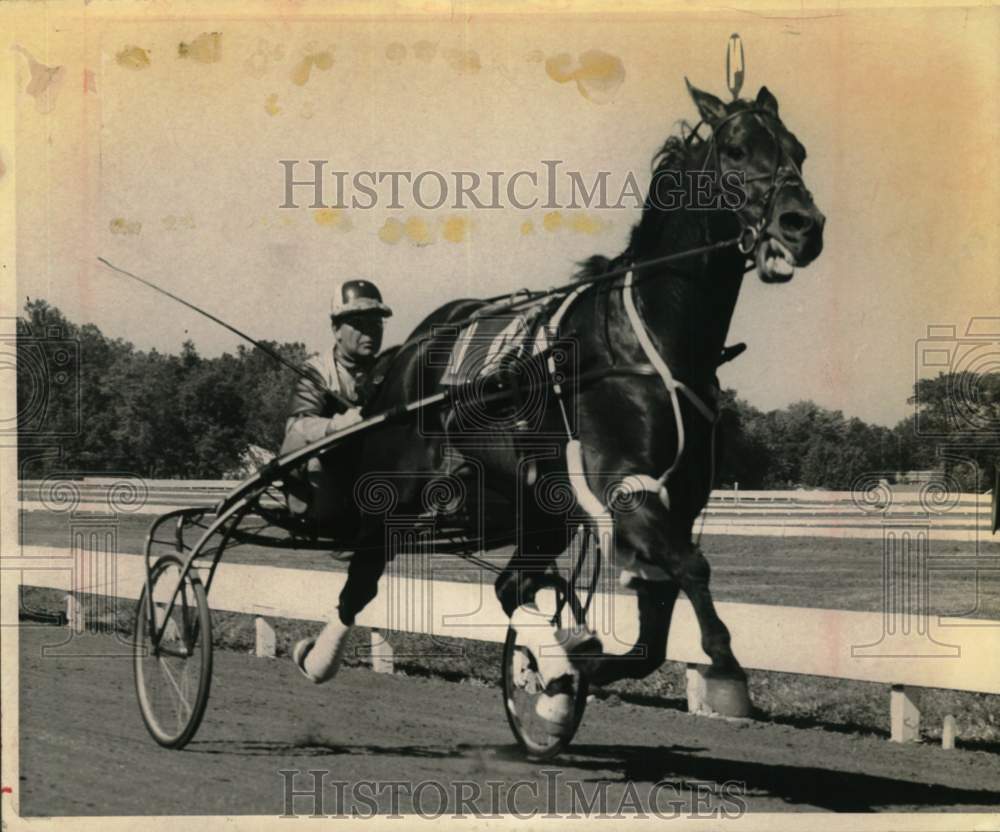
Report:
565,438,608,519
567,438,671,585
566,439,667,513
622,269,716,490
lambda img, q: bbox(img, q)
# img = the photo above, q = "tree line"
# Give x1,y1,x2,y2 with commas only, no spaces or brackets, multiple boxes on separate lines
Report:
16,299,999,490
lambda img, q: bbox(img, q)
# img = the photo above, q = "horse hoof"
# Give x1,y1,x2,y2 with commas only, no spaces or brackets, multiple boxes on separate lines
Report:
704,675,752,718
296,618,354,684
535,692,574,737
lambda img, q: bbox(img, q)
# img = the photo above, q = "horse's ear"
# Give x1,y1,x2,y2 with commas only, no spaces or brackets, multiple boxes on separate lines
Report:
756,86,779,115
685,77,727,125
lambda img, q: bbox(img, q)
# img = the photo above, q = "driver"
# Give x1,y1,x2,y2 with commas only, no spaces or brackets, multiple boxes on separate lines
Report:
285,280,393,685
280,279,392,524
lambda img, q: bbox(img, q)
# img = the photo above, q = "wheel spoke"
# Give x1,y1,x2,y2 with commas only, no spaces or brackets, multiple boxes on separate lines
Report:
157,653,194,719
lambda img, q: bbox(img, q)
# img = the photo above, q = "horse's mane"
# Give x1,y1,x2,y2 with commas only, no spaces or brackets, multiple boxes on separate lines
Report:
574,107,751,282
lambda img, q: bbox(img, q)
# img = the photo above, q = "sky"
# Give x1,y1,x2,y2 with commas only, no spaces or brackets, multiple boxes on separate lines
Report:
6,2,999,427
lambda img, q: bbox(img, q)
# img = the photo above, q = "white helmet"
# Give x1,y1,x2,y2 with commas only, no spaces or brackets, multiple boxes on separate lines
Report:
330,280,392,320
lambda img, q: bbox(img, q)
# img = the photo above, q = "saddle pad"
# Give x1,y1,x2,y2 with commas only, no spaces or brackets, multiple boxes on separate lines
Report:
440,288,586,387
440,312,539,386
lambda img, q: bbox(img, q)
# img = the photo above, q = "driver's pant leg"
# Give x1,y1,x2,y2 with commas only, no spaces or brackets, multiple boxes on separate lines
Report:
337,550,387,625
305,457,339,526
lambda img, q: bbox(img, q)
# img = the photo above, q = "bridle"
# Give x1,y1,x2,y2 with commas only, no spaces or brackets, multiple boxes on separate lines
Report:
694,106,807,258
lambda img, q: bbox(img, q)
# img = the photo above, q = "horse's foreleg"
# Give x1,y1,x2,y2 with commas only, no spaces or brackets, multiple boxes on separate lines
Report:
585,579,679,685
495,554,560,617
494,496,566,617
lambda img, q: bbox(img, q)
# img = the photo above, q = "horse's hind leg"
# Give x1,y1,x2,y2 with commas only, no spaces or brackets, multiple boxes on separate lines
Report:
675,546,742,677
338,548,387,624
675,545,751,716
494,489,567,617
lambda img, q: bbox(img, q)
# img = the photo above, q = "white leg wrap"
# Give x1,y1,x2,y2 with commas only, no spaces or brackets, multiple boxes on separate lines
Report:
304,617,353,682
510,604,574,685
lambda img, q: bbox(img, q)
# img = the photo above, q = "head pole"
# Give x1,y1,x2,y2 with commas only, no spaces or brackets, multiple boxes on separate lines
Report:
726,33,745,100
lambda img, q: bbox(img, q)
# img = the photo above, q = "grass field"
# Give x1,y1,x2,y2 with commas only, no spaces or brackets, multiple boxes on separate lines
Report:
19,509,1000,619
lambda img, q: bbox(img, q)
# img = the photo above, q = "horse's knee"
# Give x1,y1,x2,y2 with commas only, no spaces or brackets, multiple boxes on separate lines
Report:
677,548,711,587
495,569,520,617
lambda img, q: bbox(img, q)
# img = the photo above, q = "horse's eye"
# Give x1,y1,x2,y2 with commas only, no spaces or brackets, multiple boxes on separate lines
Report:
723,145,746,162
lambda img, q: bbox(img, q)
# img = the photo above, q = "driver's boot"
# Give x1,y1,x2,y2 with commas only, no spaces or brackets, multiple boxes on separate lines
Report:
293,614,353,684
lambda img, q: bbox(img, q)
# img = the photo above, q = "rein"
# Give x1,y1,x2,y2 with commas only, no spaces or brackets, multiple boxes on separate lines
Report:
411,233,747,353
468,109,801,333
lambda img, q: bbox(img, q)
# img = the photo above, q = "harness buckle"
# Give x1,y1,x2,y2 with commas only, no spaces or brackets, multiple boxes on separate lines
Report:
737,224,759,256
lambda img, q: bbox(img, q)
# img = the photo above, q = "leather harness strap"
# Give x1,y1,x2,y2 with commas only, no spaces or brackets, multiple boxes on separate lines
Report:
623,268,717,496
543,271,720,516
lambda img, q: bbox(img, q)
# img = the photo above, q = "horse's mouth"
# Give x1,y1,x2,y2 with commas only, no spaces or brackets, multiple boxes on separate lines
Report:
756,236,797,283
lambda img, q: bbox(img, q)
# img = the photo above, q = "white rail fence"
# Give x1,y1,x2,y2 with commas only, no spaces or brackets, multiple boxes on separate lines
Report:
10,544,999,745
17,478,997,541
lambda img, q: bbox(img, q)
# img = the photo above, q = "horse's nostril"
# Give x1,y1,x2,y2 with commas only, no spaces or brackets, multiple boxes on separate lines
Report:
779,210,813,234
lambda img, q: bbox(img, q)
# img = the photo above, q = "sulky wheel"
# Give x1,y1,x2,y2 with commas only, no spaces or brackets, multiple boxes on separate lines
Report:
501,576,590,760
133,554,213,749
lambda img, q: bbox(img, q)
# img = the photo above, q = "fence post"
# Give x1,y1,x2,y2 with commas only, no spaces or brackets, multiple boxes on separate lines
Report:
370,629,394,674
941,714,956,750
685,663,709,714
65,593,84,633
255,617,276,658
890,684,921,743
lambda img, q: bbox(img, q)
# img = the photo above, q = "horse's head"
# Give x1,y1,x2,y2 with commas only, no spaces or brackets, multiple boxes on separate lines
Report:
686,80,825,282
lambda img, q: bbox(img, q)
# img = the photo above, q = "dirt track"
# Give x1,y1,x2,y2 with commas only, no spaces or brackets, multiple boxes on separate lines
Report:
14,627,1000,817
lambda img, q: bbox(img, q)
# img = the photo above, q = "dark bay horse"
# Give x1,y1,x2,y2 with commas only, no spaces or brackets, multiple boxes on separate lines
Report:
327,81,825,710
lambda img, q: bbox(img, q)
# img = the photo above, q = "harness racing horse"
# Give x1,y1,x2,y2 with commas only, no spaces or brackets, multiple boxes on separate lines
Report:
302,80,825,728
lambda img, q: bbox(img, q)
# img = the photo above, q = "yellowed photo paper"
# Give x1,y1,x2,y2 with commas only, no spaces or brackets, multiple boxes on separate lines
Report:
1,1,997,828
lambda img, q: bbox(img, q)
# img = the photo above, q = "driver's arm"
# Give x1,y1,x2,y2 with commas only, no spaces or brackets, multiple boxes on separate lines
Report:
282,366,361,449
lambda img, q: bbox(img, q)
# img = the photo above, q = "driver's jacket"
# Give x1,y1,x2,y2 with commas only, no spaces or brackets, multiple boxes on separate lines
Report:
281,348,372,453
